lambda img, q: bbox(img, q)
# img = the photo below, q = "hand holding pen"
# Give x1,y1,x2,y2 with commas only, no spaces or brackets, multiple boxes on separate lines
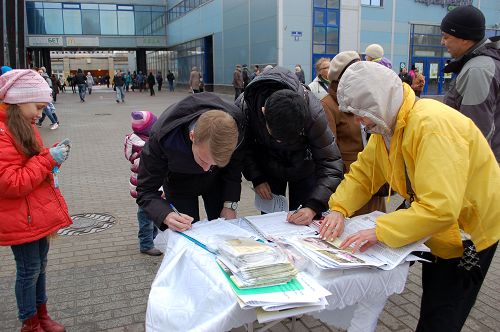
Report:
163,203,194,232
287,204,316,225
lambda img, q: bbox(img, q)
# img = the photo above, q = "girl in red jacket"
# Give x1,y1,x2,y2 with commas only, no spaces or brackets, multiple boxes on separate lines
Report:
0,69,72,332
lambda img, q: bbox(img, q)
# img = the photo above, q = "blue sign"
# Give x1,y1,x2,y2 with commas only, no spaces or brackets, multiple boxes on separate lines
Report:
291,31,302,41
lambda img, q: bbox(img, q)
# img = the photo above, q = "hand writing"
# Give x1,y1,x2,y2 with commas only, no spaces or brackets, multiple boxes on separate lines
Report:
287,207,315,225
163,211,194,232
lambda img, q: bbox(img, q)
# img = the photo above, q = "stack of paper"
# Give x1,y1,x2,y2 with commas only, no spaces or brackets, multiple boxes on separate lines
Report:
217,238,298,288
287,211,430,270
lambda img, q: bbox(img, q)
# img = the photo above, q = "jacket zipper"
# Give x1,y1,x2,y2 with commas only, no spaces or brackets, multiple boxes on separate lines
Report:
25,197,32,225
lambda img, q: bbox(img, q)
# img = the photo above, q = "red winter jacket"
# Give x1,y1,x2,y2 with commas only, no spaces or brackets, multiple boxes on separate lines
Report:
0,105,72,246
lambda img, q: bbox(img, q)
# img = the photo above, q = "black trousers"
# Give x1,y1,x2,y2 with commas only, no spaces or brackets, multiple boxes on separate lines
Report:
265,175,316,214
416,241,498,332
149,86,155,96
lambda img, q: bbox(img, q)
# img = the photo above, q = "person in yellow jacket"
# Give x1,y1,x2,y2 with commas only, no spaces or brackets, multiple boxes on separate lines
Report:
320,61,500,332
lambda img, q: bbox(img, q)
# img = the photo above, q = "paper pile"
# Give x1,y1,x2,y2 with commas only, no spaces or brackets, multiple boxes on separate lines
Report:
217,238,297,288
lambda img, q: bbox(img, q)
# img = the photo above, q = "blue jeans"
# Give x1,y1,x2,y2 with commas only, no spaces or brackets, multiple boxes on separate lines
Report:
38,107,57,125
78,84,86,101
116,85,125,102
168,81,174,91
10,237,49,321
137,207,158,251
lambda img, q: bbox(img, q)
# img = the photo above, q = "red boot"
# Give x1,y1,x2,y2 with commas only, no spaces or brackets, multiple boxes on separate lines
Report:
20,314,44,332
37,303,66,332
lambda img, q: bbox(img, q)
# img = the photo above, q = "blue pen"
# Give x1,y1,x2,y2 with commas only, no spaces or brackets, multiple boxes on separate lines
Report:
169,203,182,216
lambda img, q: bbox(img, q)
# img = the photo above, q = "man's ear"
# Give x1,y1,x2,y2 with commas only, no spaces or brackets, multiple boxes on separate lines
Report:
189,130,195,143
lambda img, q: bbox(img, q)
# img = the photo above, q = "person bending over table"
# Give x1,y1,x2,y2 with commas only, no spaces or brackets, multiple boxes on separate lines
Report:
237,66,344,226
320,61,500,332
136,92,246,232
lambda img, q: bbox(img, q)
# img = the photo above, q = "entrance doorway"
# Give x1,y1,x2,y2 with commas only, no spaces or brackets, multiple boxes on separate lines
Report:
411,57,451,95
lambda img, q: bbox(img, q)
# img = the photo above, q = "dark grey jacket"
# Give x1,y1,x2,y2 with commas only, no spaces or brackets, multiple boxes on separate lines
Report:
444,37,500,162
136,92,246,230
237,66,344,214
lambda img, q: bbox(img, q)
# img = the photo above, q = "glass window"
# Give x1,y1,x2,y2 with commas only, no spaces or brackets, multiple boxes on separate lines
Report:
327,10,337,25
118,11,135,35
326,45,338,54
100,10,117,34
135,11,152,35
81,4,98,10
99,4,116,10
314,0,327,8
63,3,80,9
314,9,325,26
82,10,100,34
27,2,44,9
118,5,133,10
361,0,383,6
44,8,64,34
413,46,442,57
327,0,340,8
152,6,165,12
413,25,441,35
63,9,82,34
326,27,338,44
151,12,165,35
27,7,45,34
313,44,325,53
135,6,151,11
43,3,61,9
313,27,326,44
413,34,442,46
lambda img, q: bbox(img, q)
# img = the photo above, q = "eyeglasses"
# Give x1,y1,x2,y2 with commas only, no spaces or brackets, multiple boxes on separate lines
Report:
320,67,329,70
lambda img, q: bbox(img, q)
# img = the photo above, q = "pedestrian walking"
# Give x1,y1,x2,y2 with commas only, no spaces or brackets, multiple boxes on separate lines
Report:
295,64,305,84
167,70,175,92
0,69,72,332
113,70,126,103
86,72,94,95
232,64,244,100
147,72,156,96
308,58,330,100
189,67,201,93
124,71,132,92
36,102,59,130
156,71,163,91
74,69,87,102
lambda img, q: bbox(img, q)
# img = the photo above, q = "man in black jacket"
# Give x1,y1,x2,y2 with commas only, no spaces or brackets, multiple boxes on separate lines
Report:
238,66,344,225
136,92,246,232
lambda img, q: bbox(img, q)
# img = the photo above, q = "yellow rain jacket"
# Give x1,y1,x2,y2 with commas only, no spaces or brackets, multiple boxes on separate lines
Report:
330,83,500,259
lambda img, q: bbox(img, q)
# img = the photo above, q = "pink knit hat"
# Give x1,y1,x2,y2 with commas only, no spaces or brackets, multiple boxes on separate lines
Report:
131,111,157,135
0,69,53,104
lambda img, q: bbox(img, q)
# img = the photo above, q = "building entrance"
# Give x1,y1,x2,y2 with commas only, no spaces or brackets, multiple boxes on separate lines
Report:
412,57,451,95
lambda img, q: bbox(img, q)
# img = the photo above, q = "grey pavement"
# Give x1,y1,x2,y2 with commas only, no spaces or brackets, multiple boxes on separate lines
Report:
0,87,498,332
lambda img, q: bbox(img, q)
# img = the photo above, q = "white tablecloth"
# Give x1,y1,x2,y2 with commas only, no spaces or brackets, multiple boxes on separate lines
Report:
146,230,409,332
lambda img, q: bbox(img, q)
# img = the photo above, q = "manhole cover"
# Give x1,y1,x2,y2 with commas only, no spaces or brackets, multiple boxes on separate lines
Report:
57,213,116,235
94,113,112,116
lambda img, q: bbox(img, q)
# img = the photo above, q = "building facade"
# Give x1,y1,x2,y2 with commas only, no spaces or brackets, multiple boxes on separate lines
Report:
156,0,499,94
2,0,499,95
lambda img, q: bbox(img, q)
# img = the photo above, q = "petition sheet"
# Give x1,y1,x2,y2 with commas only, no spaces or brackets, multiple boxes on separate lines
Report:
254,192,289,213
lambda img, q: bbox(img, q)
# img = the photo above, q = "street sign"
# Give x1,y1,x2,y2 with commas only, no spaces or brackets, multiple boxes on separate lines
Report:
400,62,406,69
291,31,302,41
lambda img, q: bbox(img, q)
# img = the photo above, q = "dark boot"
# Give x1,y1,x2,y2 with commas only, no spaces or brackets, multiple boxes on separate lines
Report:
20,314,44,332
37,303,65,332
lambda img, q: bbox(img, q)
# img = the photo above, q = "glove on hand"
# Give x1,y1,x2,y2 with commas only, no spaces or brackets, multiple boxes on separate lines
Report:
50,143,69,164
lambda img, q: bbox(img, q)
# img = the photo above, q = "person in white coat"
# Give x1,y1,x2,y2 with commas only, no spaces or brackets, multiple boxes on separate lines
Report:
308,57,330,100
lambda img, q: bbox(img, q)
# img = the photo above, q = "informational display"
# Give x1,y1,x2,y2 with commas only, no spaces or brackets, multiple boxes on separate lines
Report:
429,63,439,79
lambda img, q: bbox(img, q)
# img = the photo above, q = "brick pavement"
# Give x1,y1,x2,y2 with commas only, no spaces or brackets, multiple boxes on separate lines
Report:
0,87,498,332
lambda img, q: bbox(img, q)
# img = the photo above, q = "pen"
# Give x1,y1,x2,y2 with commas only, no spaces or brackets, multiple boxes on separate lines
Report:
292,204,302,215
169,203,182,216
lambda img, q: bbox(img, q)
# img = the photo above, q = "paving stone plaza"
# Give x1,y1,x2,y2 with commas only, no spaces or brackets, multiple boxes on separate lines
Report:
0,87,499,332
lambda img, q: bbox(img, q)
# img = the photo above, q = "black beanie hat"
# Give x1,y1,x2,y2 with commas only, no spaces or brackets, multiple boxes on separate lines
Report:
441,6,485,41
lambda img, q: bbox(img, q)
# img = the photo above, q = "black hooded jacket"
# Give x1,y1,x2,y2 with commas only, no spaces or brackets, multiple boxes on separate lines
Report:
136,92,246,230
237,66,344,214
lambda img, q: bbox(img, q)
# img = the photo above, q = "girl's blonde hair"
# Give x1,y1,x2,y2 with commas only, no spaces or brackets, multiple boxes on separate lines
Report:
6,104,41,157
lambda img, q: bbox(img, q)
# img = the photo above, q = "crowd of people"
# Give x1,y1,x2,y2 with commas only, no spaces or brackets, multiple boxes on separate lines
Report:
0,5,498,332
